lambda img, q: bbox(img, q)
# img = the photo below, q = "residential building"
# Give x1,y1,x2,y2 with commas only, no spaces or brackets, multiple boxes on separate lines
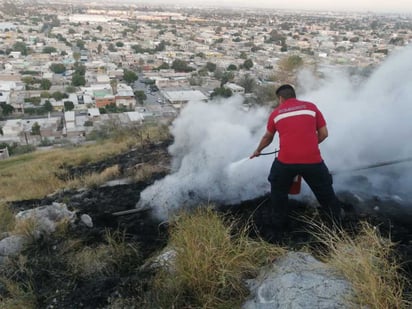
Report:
162,89,208,108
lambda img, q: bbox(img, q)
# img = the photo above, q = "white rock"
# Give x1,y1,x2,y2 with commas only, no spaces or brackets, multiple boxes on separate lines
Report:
0,235,28,256
243,251,355,309
80,214,93,228
15,202,76,236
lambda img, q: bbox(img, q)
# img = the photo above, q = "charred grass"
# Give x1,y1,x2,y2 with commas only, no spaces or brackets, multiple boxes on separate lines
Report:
0,123,411,308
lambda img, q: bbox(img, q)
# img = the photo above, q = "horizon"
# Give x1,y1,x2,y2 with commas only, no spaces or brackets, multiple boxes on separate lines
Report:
131,0,412,14
39,0,412,14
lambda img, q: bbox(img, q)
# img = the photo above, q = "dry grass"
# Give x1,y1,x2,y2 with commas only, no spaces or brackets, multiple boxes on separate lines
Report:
0,123,170,202
131,163,170,182
0,255,37,309
0,277,37,309
12,217,40,240
148,207,285,308
66,164,120,189
67,229,139,279
0,202,16,234
308,220,410,309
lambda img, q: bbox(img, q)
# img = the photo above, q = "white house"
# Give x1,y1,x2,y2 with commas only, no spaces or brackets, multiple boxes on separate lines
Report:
162,89,208,108
224,83,245,95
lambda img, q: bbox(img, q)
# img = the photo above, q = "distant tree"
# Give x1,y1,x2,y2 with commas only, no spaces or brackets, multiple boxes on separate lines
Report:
189,73,203,86
266,30,286,45
12,41,28,56
76,40,85,49
103,103,126,113
108,43,117,52
73,52,81,62
238,74,256,93
155,40,167,52
239,51,248,59
205,62,217,72
131,44,144,54
157,62,170,70
50,63,66,74
279,55,303,72
335,46,346,53
0,103,14,116
96,25,103,32
243,59,254,70
198,67,208,76
30,97,42,106
64,101,74,111
71,74,86,87
134,90,146,104
97,44,102,54
227,64,237,71
171,59,194,72
51,91,65,101
211,87,232,98
110,79,118,94
43,100,53,112
42,46,57,54
40,79,52,90
220,71,235,86
40,91,51,98
68,28,75,34
84,120,93,127
31,122,41,136
123,69,138,84
389,37,404,46
254,84,278,105
116,41,124,48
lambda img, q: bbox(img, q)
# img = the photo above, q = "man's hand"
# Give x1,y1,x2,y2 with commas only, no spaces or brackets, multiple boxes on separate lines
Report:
250,150,261,159
250,130,274,159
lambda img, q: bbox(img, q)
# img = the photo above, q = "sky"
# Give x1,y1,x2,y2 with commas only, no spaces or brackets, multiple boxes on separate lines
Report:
139,0,412,14
137,44,412,220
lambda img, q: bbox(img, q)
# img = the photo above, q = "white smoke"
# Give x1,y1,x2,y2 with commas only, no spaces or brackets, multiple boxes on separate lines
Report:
300,45,412,198
138,45,412,220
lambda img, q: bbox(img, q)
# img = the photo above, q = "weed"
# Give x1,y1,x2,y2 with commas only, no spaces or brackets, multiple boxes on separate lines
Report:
307,220,411,309
145,207,284,308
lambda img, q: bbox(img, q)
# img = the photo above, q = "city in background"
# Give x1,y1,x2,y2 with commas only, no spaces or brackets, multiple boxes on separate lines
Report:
0,0,411,154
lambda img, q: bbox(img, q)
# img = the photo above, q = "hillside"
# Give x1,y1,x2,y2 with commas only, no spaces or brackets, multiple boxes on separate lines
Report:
0,126,411,308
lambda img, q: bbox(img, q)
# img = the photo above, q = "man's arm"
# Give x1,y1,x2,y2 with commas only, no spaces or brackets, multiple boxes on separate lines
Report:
317,126,328,144
250,130,274,158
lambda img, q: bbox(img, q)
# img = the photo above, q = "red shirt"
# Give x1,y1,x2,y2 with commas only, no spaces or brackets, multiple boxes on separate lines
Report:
267,98,326,164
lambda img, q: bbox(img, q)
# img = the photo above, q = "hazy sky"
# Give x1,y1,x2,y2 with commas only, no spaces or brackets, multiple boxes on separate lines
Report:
147,0,412,14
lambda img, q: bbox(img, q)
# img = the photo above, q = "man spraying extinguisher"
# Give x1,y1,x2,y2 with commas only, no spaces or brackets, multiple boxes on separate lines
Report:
250,84,342,233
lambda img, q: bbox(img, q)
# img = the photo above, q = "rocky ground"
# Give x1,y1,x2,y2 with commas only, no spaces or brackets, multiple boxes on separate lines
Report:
7,141,412,308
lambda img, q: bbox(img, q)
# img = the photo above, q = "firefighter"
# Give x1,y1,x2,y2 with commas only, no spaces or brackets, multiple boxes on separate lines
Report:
250,84,342,234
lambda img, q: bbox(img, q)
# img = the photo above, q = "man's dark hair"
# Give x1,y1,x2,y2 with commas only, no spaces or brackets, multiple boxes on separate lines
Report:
276,84,296,99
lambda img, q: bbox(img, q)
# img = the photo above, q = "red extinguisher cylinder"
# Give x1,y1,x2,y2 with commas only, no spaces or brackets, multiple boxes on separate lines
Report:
289,175,302,194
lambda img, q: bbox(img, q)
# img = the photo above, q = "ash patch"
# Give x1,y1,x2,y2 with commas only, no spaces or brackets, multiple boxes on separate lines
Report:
55,140,172,181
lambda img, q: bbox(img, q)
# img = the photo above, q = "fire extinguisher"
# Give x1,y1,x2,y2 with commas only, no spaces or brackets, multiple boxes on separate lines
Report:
260,150,302,195
289,175,302,195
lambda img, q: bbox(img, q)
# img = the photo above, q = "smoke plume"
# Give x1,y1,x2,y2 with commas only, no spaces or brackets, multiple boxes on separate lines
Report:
138,45,412,220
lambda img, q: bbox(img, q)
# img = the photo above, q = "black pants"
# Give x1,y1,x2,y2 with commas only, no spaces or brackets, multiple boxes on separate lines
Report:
268,159,341,229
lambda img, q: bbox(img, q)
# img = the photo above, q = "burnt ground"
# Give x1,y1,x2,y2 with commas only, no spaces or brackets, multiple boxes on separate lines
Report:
6,142,412,308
